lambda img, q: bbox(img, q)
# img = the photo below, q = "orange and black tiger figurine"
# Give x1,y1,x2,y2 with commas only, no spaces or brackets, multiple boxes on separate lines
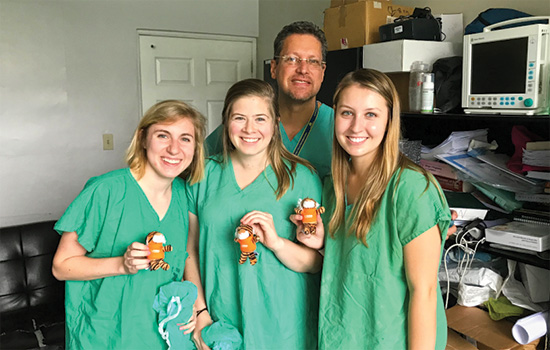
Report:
234,224,259,266
146,231,172,271
295,198,324,235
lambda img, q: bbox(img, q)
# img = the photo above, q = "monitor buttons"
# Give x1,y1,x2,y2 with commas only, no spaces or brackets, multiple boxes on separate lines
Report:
523,98,534,107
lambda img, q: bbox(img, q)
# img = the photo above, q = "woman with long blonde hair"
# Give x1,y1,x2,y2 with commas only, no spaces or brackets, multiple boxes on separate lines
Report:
186,79,324,349
296,69,451,350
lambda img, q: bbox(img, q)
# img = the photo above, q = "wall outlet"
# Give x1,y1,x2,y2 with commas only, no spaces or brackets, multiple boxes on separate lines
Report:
103,134,114,150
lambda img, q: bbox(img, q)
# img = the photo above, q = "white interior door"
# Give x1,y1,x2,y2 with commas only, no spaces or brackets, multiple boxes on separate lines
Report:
139,31,256,134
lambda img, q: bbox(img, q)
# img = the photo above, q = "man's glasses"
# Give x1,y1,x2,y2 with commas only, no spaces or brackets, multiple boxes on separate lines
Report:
275,55,326,69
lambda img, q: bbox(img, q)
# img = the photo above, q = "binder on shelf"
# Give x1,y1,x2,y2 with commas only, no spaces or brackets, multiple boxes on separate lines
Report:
526,171,550,181
472,182,523,212
513,207,550,225
473,151,541,186
435,175,474,192
420,159,458,179
515,192,550,204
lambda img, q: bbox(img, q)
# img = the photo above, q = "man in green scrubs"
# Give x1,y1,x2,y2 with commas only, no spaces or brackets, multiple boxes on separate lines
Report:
206,21,334,179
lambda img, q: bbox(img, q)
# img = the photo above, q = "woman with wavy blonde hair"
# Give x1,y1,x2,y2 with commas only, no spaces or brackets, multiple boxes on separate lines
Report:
296,69,451,350
52,100,206,349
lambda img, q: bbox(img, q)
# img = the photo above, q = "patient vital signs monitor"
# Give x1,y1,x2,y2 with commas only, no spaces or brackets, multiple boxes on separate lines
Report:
462,17,550,115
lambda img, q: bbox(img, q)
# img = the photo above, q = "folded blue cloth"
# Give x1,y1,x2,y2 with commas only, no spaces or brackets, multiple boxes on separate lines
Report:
202,321,243,350
153,281,197,349
153,281,243,350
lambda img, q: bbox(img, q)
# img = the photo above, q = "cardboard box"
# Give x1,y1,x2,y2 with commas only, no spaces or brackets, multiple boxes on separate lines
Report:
446,328,478,350
362,39,462,72
324,1,414,50
385,72,409,111
446,305,540,350
330,0,390,8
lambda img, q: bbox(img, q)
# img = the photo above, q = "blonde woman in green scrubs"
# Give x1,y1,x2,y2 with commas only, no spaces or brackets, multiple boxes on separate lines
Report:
52,101,206,349
186,79,323,350
296,69,451,350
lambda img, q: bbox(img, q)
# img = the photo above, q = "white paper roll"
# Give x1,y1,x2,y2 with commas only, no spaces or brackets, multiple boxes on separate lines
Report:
512,311,549,345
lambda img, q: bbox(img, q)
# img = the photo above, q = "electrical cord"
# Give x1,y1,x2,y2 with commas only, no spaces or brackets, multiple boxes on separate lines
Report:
443,221,487,309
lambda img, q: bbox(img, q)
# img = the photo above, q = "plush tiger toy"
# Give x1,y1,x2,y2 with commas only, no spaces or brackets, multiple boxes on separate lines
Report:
295,198,325,235
234,224,259,266
146,231,172,271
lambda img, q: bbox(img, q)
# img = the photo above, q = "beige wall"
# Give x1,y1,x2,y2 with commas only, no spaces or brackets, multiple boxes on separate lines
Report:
0,0,259,227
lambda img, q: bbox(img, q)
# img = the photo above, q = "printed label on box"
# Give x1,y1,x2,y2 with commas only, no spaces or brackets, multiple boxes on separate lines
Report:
340,37,349,49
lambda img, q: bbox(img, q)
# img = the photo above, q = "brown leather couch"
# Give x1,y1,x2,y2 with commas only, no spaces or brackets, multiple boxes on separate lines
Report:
0,221,65,349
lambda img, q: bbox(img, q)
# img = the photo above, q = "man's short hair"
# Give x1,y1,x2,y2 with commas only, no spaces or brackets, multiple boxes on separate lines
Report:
273,21,327,62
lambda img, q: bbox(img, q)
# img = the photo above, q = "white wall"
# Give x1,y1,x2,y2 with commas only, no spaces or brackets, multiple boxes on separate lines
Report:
257,0,328,79
0,0,258,227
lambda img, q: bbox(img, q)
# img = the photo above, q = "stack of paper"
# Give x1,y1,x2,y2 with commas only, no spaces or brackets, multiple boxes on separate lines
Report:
523,149,550,167
421,129,488,160
435,152,543,194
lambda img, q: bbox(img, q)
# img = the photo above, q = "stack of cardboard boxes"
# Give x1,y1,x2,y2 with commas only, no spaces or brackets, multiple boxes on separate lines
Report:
324,0,414,50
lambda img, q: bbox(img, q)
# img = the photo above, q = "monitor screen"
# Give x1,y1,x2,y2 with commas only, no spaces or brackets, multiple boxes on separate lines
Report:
471,37,528,94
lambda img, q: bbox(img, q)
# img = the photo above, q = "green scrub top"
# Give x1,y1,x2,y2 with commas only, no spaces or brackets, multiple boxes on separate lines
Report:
205,103,334,179
187,155,322,350
319,168,451,350
55,168,189,350
279,103,334,180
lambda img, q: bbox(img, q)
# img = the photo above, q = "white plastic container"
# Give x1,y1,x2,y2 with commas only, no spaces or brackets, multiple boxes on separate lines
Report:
421,73,435,113
408,61,430,112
